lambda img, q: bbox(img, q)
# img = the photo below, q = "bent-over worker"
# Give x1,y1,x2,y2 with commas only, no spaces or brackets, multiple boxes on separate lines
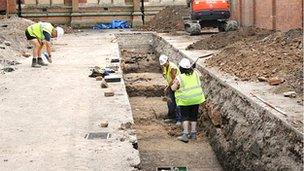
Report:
159,54,181,125
171,58,206,143
25,22,64,68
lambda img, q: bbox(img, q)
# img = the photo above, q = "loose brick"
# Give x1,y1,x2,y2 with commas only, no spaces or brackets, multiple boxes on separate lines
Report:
95,76,103,81
100,79,109,88
22,52,31,58
268,77,284,86
104,90,114,97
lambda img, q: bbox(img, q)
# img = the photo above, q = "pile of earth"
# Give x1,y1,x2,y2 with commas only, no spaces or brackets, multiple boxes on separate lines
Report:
0,16,34,72
187,27,273,50
136,6,189,33
206,28,303,96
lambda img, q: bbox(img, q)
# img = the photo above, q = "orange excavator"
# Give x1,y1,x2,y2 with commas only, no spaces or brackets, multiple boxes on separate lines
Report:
184,0,238,35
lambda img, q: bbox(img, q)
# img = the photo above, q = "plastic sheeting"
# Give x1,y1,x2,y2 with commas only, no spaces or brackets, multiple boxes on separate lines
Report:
93,20,130,29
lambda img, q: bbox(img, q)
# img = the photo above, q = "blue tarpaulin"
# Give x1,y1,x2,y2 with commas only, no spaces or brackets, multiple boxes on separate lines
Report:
93,20,130,29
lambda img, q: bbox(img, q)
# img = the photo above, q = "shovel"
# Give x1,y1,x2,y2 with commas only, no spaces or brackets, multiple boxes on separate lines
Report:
191,53,214,67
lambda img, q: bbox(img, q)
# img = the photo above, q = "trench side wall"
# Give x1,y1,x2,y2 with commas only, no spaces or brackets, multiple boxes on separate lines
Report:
151,34,303,171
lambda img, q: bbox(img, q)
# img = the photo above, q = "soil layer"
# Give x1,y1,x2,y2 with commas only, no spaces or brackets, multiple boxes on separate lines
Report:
130,97,222,171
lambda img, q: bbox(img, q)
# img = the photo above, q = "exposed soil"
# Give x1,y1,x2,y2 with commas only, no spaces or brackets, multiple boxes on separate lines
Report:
186,27,273,50
205,29,303,97
121,49,161,74
121,45,222,170
136,6,189,33
130,97,222,171
124,73,166,97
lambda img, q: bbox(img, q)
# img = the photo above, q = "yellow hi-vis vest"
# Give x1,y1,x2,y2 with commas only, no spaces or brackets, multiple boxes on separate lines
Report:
27,22,54,41
163,62,180,84
175,70,205,106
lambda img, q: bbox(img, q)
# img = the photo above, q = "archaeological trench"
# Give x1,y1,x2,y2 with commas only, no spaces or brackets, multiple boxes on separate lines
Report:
114,33,303,171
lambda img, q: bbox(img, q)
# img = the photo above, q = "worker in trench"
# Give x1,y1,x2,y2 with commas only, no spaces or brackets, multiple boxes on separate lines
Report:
159,54,182,126
25,22,64,68
171,58,205,143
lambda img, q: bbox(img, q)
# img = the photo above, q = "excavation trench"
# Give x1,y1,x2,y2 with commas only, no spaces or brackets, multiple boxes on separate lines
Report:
116,33,303,171
119,38,222,171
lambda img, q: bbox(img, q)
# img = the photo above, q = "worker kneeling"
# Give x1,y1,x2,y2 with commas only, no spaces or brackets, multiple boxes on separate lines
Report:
25,22,64,68
171,58,205,143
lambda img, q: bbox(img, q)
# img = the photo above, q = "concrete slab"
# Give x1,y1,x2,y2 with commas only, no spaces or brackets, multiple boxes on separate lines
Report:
0,31,140,170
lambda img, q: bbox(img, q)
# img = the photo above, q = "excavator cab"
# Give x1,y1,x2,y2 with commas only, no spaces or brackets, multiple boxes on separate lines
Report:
191,0,230,20
184,0,238,35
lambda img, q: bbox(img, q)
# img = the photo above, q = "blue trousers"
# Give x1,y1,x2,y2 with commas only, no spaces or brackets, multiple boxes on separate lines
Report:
166,88,181,122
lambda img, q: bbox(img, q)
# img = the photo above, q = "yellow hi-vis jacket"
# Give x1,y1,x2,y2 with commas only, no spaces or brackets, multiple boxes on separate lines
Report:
175,70,205,106
26,22,54,41
163,62,180,85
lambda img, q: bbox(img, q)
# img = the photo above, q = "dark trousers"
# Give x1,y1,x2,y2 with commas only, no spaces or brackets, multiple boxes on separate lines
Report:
166,88,181,122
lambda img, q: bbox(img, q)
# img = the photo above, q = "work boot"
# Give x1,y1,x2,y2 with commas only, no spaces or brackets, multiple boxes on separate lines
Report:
37,57,48,66
164,118,176,123
176,121,182,126
189,132,197,140
31,58,41,68
177,133,189,143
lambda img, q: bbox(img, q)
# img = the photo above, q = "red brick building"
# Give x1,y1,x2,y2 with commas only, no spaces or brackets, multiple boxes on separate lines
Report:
0,0,7,13
230,0,303,31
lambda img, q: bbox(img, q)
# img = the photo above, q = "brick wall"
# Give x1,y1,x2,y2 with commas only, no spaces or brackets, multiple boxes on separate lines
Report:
0,0,7,12
276,0,303,31
255,0,273,30
240,0,254,27
230,0,303,31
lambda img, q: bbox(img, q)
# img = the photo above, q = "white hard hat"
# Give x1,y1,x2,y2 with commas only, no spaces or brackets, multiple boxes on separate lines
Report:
56,27,64,38
179,58,191,69
159,54,168,65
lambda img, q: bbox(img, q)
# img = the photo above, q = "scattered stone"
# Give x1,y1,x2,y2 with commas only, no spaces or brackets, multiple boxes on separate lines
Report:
99,121,109,128
111,58,120,63
4,41,11,46
268,77,284,85
0,45,5,49
258,76,268,82
283,91,297,98
89,66,109,78
2,67,15,72
119,137,126,142
22,52,31,58
107,65,119,71
120,122,132,130
104,90,114,97
100,79,109,88
7,60,21,65
205,102,222,127
241,77,249,81
95,76,103,81
104,75,121,82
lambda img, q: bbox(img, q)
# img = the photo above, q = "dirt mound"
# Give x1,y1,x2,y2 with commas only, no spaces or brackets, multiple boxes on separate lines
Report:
0,16,34,66
187,27,273,50
136,6,189,33
206,28,303,95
